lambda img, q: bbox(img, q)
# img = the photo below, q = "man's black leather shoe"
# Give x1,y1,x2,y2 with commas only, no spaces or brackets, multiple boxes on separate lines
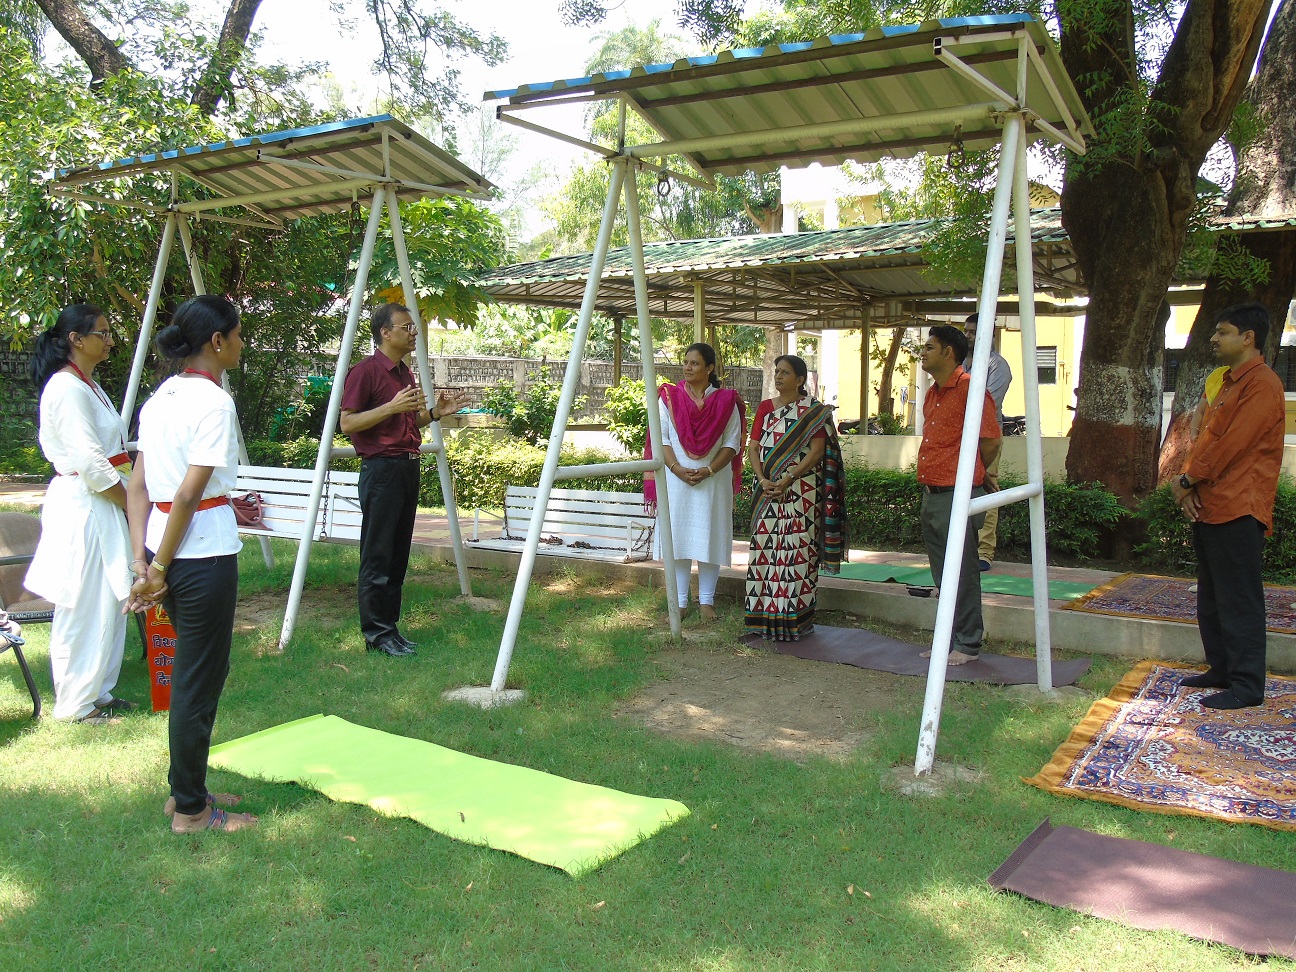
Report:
394,632,418,652
366,636,413,657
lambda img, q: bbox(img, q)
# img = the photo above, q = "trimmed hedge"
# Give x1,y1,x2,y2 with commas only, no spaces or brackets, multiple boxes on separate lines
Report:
244,434,1296,581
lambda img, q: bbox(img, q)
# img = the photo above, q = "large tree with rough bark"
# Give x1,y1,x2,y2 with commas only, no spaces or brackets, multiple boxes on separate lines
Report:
568,1,1283,508
1157,0,1296,484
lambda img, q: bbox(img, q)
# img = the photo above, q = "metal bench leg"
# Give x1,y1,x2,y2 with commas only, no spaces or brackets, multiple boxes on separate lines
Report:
5,642,41,720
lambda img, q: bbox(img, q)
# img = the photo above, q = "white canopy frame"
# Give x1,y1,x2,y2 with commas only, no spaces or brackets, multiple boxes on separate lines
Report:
51,116,491,651
481,17,1090,773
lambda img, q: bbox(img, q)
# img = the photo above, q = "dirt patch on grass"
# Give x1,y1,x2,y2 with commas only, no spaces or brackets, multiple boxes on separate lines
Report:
617,632,909,762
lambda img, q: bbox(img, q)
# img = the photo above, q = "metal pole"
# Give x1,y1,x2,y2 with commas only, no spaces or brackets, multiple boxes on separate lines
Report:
914,115,1021,776
278,188,387,650
489,162,629,691
388,198,472,597
693,280,705,344
1011,116,1054,691
120,213,177,428
625,162,682,637
177,217,274,569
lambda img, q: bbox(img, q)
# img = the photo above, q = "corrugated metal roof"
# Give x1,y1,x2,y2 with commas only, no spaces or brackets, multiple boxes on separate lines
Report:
51,115,492,225
478,209,1296,327
486,15,1092,177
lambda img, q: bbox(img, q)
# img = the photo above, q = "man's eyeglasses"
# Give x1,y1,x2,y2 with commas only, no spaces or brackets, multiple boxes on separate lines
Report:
389,324,418,333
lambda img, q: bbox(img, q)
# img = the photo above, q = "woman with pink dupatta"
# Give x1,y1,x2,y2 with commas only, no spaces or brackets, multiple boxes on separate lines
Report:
646,344,746,619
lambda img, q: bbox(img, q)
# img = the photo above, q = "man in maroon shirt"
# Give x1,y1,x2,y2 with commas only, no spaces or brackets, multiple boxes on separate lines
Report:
1170,303,1284,709
917,325,1002,665
340,303,468,657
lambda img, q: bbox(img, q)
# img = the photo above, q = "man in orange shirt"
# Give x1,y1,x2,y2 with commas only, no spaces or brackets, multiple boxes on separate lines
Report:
1170,303,1284,709
917,325,1002,665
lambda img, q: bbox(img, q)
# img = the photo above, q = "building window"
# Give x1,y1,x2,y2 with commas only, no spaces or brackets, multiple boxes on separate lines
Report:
1037,346,1058,385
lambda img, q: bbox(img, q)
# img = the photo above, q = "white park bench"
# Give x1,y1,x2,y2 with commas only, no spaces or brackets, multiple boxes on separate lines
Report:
235,464,362,545
471,485,655,562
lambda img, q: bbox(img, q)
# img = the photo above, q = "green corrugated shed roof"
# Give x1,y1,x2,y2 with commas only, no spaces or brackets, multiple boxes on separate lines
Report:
478,209,1296,328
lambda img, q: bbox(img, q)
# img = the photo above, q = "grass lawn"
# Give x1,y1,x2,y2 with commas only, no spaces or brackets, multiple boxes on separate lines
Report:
0,536,1291,971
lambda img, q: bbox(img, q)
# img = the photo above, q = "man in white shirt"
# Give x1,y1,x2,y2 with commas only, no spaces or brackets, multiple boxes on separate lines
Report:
963,313,1012,571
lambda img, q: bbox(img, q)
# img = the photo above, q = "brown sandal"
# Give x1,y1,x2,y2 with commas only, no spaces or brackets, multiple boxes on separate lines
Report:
163,792,242,816
172,806,258,834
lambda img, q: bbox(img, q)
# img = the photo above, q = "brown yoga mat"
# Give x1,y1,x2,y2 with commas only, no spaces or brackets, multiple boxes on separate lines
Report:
743,625,1090,686
990,819,1296,959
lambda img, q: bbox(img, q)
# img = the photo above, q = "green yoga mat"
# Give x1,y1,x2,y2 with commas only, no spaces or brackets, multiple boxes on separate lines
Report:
834,562,1096,601
209,714,689,876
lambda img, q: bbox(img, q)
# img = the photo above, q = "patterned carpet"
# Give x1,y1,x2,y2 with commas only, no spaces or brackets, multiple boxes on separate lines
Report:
1062,572,1296,634
1027,661,1296,830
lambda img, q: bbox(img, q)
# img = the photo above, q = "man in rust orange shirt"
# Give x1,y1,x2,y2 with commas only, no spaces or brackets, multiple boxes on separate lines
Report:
1170,303,1284,709
917,325,1002,665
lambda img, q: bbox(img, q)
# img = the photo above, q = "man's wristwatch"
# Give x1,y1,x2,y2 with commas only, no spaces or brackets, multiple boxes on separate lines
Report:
1179,474,1193,490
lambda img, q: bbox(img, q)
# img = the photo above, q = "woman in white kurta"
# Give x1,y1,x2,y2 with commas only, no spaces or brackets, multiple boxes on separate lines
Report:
649,344,746,620
25,304,134,722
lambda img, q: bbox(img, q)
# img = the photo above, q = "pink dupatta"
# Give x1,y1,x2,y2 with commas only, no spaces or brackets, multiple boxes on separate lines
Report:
644,382,746,511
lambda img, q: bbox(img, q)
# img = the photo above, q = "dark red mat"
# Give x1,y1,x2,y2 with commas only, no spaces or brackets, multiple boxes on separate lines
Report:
990,819,1296,959
742,625,1090,686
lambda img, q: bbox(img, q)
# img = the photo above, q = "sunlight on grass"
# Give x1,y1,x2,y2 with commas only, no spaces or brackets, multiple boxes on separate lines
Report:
2,551,1294,971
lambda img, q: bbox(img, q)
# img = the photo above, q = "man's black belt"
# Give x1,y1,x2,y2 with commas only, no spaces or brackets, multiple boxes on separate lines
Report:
364,452,421,460
922,484,956,494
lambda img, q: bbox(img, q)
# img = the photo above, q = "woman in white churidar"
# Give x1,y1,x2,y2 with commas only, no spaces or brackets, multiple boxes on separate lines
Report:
650,343,745,620
25,304,135,723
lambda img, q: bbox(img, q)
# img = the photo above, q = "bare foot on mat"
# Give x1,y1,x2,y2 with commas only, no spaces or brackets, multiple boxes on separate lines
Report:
919,649,979,666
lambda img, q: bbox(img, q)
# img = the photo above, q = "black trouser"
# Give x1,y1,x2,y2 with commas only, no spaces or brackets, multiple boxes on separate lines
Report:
920,486,987,655
1193,516,1268,704
357,455,420,644
160,553,239,817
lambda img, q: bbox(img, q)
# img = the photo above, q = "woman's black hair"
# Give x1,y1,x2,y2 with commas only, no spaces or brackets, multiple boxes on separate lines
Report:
684,342,721,389
774,353,809,397
155,295,240,361
30,304,104,391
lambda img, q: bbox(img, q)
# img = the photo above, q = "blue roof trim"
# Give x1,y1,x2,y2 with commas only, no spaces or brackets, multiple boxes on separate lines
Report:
485,13,1038,101
63,114,396,177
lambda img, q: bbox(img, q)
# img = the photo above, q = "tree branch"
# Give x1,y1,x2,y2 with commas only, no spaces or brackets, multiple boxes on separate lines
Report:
32,0,131,83
191,0,264,116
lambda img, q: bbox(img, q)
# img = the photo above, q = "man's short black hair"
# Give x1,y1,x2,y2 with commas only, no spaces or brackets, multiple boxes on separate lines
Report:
965,312,979,327
928,324,969,363
1218,302,1271,350
371,303,410,345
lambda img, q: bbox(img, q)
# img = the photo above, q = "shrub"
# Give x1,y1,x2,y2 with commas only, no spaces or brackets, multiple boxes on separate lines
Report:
1134,477,1296,582
242,436,359,473
480,370,585,448
421,431,640,509
602,377,669,456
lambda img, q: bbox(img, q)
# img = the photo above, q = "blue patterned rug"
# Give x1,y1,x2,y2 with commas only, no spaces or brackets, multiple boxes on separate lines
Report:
1028,660,1296,830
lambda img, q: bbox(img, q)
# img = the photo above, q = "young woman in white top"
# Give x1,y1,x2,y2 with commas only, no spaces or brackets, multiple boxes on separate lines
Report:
25,304,135,723
126,295,257,833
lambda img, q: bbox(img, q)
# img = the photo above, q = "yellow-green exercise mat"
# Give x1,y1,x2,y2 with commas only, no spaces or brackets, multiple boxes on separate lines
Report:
209,714,689,876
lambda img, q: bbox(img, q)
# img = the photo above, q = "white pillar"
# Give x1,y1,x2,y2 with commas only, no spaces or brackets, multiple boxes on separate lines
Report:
625,162,681,636
1012,116,1053,692
121,213,177,428
489,162,629,691
278,188,388,651
914,115,1021,776
388,199,472,597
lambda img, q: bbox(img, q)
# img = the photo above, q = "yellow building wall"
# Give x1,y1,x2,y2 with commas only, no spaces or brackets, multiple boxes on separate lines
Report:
825,314,1079,436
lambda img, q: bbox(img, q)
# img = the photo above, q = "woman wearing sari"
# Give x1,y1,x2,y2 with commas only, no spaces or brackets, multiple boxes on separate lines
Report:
744,355,846,641
646,343,746,620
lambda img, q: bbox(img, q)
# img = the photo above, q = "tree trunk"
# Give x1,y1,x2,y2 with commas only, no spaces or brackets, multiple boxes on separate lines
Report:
1060,0,1271,506
876,328,905,415
33,0,131,82
1159,0,1296,485
191,0,264,115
